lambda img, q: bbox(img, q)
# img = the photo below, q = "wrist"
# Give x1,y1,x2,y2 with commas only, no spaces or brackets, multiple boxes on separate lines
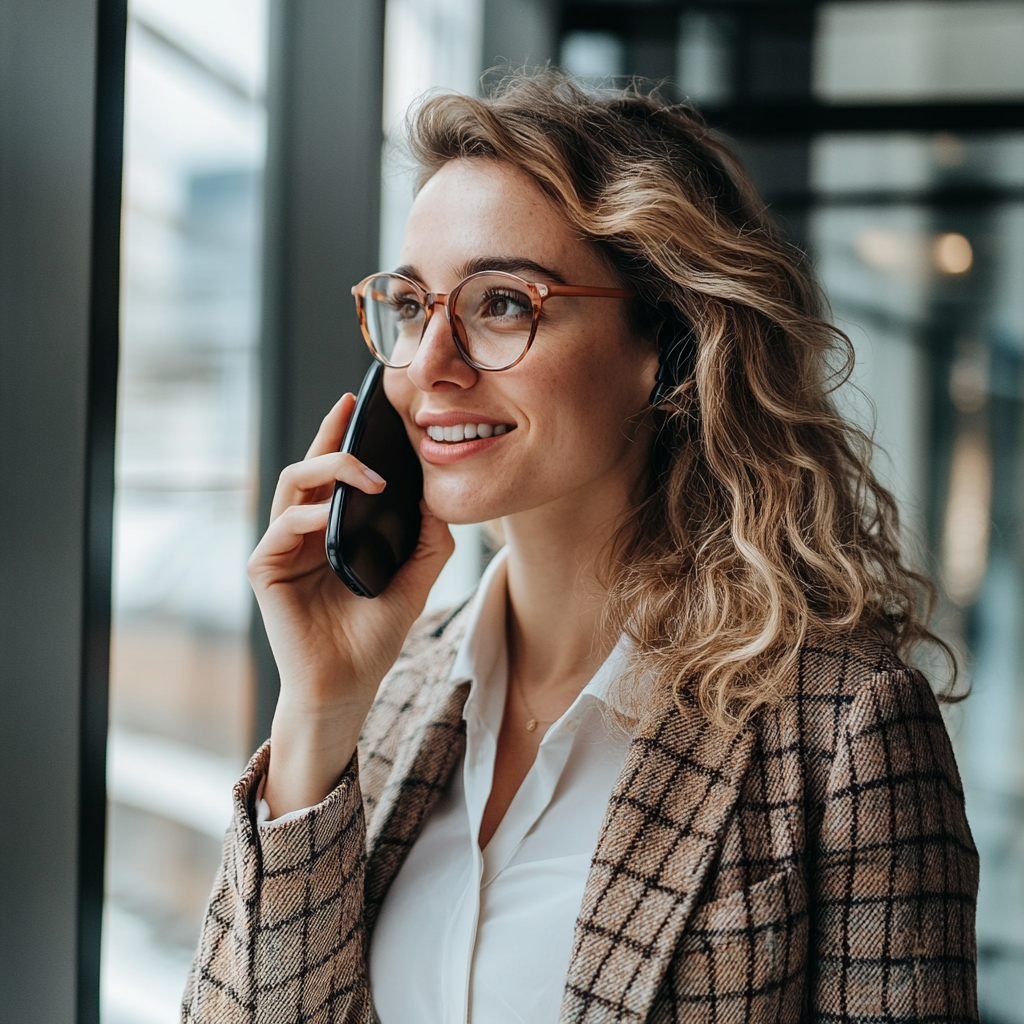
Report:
265,702,366,817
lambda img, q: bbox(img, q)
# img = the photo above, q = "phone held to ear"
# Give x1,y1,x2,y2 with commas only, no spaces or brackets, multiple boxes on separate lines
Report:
326,362,423,598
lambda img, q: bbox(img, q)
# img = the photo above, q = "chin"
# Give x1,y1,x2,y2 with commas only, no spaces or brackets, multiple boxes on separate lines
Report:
423,479,492,526
422,473,516,526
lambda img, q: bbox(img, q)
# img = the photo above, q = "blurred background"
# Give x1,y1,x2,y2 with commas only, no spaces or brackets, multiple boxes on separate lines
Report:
101,1,1024,1021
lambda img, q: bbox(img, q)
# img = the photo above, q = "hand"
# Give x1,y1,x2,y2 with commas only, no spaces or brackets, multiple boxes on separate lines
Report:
248,393,454,815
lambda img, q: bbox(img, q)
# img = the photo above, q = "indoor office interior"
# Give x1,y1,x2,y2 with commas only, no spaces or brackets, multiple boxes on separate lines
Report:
2,1,1024,1022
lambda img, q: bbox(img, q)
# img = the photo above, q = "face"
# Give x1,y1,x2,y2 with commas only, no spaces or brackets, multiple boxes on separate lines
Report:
383,158,659,527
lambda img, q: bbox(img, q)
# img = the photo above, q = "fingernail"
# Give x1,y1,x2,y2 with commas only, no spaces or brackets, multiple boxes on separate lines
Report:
362,467,385,486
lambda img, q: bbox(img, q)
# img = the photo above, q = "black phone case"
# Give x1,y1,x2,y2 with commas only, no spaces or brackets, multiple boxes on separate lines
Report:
325,363,423,597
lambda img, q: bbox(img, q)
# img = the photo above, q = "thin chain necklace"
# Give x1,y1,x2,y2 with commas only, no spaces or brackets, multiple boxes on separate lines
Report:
512,669,553,733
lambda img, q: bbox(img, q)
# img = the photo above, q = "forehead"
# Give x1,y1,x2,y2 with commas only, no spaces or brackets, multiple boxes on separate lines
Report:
400,158,602,283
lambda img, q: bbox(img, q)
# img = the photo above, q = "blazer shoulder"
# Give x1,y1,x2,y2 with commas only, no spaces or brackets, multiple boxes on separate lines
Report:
764,628,966,849
770,626,944,758
380,597,473,695
792,626,912,703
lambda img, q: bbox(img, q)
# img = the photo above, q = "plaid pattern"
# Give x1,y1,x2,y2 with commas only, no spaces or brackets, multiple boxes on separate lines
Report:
182,610,978,1023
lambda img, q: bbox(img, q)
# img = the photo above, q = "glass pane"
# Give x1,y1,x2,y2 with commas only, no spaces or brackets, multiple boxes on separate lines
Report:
813,132,1024,193
811,132,1024,1021
815,1,1024,102
676,11,732,105
102,2,268,1022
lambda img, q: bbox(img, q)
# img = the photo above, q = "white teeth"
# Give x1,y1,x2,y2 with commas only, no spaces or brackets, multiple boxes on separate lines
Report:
425,422,510,442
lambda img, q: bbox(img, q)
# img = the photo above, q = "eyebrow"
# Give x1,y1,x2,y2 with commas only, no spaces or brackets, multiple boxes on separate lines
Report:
392,257,569,287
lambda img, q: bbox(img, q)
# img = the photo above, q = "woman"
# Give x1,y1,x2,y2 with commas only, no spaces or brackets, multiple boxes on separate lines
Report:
184,73,978,1023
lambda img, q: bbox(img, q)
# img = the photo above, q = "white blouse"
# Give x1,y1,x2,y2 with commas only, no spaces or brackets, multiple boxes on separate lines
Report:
369,550,635,1024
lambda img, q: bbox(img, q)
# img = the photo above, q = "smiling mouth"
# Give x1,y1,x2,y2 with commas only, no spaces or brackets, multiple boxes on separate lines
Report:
425,423,515,443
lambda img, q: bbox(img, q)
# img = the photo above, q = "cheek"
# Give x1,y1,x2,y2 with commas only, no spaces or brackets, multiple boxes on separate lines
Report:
539,337,653,435
520,346,651,471
382,368,418,439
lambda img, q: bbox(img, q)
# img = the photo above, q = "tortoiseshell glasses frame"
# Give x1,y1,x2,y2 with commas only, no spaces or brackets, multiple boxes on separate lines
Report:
351,270,634,372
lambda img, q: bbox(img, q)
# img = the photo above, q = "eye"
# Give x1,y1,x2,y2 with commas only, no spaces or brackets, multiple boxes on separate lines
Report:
390,291,425,322
481,288,532,320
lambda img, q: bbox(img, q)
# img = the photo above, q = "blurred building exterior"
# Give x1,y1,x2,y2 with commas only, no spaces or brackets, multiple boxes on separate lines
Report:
102,1,1024,1022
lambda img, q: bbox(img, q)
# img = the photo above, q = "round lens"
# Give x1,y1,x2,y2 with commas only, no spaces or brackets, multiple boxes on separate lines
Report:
452,273,535,369
362,274,425,366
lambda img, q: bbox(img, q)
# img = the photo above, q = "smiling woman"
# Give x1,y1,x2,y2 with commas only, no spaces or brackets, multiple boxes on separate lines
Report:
182,72,978,1024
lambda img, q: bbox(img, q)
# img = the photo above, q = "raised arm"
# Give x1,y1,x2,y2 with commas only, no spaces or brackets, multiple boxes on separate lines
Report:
182,392,452,1023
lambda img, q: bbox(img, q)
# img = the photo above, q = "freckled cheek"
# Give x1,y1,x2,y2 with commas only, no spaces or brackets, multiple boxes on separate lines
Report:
565,348,638,414
508,379,617,463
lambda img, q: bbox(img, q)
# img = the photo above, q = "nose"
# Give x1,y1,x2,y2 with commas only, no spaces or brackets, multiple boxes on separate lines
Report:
405,299,478,392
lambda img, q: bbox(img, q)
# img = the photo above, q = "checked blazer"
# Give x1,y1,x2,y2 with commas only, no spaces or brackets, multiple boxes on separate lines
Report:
182,603,979,1023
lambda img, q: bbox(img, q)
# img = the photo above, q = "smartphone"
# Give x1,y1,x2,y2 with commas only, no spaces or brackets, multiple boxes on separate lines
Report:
326,362,423,597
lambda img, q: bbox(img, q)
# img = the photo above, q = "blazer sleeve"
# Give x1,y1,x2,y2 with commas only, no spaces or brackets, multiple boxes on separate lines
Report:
810,667,980,1022
181,742,375,1024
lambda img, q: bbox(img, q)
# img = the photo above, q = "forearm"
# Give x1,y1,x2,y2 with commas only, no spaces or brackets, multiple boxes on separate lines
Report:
183,745,374,1024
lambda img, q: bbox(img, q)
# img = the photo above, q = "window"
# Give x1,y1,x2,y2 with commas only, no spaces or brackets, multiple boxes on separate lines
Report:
102,3,268,1021
381,0,492,611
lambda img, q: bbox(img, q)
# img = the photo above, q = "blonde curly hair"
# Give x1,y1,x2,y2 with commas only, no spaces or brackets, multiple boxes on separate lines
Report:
408,71,953,730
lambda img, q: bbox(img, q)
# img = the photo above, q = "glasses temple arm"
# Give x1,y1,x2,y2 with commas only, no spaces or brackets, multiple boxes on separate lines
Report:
540,284,634,298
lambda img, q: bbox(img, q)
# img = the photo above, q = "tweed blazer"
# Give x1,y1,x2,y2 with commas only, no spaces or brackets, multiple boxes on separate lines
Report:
183,603,979,1023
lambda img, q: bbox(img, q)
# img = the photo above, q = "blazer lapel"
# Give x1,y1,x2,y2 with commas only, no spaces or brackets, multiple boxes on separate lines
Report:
561,692,755,1024
362,618,472,931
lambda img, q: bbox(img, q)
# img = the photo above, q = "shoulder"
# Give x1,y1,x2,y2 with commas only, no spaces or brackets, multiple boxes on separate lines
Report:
751,628,948,788
763,627,966,823
376,598,473,706
393,598,474,666
781,627,938,734
792,627,907,696
363,598,473,736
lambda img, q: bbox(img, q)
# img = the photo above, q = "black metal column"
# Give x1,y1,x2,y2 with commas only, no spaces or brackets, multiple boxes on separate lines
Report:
0,1,126,1022
254,0,386,745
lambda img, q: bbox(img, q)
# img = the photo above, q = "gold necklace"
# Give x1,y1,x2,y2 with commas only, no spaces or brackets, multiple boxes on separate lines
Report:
513,670,551,733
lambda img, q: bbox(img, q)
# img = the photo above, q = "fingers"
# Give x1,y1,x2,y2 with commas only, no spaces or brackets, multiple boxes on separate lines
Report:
270,451,386,523
381,503,455,619
304,393,357,460
248,501,332,584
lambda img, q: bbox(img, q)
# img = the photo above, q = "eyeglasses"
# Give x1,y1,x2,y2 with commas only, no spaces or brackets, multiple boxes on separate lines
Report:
351,271,634,372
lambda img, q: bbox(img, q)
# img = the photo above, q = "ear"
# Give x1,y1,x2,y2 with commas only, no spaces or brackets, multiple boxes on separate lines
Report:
649,309,697,408
638,330,662,405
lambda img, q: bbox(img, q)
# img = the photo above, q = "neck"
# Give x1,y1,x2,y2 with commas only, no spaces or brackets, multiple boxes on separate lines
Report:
500,473,638,707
